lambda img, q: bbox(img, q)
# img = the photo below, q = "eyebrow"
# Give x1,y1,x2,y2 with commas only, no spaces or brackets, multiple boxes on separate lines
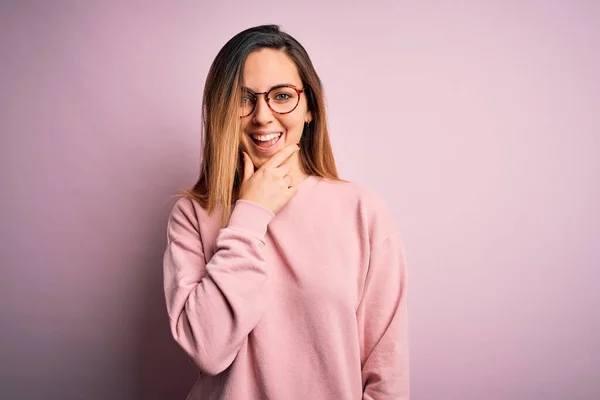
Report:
242,83,298,93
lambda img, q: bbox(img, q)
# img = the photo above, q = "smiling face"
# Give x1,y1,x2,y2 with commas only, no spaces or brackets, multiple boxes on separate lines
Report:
240,48,312,169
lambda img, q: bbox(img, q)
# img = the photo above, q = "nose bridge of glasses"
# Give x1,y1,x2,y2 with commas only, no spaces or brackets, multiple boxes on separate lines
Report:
252,91,274,117
253,91,270,102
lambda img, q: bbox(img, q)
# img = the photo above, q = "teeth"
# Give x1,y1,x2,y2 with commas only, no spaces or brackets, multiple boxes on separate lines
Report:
252,133,282,141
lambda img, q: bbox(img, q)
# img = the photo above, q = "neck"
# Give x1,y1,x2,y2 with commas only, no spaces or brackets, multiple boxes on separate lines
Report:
285,153,310,187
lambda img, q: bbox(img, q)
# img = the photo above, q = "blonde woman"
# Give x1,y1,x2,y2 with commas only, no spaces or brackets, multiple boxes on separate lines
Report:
163,24,410,400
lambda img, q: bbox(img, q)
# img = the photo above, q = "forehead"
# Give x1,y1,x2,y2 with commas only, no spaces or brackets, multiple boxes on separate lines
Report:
243,49,302,91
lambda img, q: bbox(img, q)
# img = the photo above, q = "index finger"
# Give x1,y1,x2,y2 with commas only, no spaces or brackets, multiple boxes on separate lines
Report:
262,143,300,169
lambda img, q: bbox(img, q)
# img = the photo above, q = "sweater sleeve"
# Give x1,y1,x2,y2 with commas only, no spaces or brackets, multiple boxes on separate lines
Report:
358,231,410,399
162,198,275,376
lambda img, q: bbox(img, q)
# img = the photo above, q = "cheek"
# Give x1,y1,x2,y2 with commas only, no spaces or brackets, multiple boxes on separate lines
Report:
280,115,306,136
239,122,250,146
238,135,251,154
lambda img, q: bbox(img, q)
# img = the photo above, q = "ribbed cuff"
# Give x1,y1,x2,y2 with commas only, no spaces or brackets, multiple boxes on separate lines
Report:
228,199,275,239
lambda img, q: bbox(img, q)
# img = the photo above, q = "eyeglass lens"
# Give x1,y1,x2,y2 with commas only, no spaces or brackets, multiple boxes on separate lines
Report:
241,87,300,116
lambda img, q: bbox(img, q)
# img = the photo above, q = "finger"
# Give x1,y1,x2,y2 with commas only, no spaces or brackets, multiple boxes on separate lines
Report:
262,143,300,169
283,174,292,187
285,185,298,197
242,152,255,182
274,165,292,178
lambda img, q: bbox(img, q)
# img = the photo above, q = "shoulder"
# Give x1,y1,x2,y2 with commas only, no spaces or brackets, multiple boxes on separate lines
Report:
317,177,398,248
317,177,391,214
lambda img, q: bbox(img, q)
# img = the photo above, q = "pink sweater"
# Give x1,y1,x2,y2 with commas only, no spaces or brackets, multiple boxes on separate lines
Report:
163,175,410,399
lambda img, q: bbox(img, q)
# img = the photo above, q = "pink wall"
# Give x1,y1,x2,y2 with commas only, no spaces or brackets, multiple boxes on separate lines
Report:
1,1,598,399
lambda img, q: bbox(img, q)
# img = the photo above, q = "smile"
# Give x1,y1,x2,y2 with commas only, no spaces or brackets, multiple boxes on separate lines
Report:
250,132,283,151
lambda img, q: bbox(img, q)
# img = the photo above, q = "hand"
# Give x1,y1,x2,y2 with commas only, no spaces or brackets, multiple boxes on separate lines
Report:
238,143,301,215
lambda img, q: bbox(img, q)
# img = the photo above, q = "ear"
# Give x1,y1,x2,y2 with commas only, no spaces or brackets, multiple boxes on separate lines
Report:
305,110,313,123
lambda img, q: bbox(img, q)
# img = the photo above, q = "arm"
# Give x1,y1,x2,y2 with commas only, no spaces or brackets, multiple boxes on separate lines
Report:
358,231,410,399
163,198,274,376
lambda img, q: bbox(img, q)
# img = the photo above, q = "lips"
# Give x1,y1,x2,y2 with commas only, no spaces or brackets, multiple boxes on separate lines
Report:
249,132,284,153
252,133,281,146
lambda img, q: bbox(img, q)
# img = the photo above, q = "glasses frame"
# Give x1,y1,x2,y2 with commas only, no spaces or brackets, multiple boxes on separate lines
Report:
240,84,305,118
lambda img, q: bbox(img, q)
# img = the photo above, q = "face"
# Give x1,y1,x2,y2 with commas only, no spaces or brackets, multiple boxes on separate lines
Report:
239,48,312,169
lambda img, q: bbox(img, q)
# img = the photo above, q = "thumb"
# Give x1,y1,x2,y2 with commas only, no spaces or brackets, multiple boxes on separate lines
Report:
242,152,255,182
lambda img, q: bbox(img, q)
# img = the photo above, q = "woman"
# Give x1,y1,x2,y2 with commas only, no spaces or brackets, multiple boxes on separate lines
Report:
163,24,410,400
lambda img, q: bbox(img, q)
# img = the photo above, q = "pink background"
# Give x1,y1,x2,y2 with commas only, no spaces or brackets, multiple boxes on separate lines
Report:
1,1,598,399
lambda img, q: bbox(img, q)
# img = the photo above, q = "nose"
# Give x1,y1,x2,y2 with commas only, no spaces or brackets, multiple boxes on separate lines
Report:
252,94,274,125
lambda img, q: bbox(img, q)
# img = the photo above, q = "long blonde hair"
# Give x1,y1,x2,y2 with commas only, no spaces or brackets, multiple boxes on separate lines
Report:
182,24,345,227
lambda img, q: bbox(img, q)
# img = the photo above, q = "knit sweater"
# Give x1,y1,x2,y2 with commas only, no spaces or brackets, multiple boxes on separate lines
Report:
163,175,410,399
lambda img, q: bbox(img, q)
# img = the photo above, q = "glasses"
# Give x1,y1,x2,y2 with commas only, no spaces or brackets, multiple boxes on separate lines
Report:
240,84,305,118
